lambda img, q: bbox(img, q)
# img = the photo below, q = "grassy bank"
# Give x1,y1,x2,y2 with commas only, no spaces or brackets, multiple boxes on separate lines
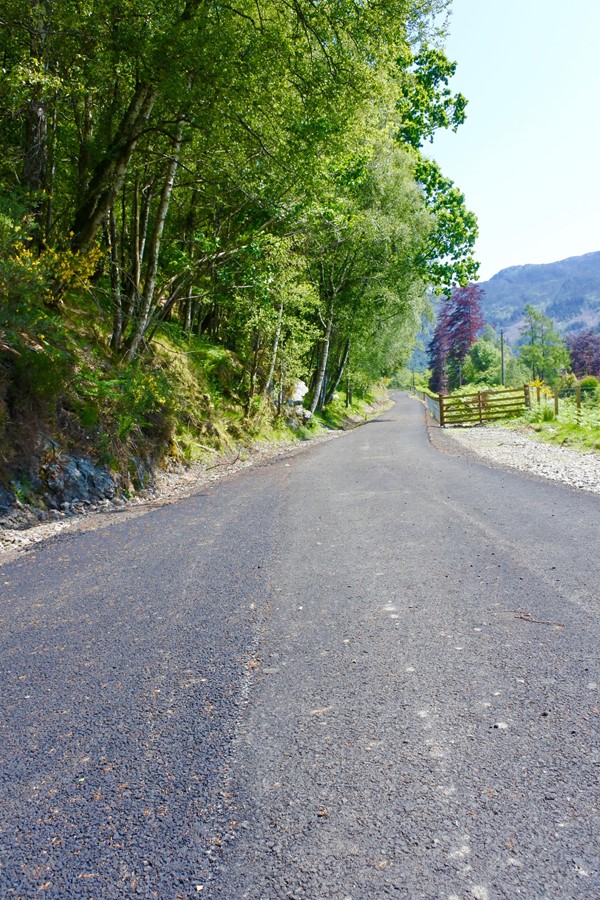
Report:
505,398,600,455
0,292,387,509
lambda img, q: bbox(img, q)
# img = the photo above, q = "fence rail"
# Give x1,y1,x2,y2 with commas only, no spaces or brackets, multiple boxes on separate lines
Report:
414,385,528,427
414,390,442,423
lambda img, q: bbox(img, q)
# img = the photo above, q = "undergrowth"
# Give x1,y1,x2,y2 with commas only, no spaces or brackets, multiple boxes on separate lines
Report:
504,394,600,455
0,288,385,499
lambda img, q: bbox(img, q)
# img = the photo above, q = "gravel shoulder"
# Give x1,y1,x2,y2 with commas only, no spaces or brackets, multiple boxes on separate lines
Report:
425,410,600,495
5,398,597,564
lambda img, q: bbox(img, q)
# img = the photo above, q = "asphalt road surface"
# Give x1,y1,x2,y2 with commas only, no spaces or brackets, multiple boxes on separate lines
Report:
1,394,598,899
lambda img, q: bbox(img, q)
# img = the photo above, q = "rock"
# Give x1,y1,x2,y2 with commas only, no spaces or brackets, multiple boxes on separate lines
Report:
0,487,15,515
41,455,118,506
290,380,309,404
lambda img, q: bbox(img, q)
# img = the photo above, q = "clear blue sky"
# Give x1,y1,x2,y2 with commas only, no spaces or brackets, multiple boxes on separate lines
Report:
429,0,600,281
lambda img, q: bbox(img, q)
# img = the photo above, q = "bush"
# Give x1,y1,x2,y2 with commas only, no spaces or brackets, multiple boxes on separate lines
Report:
580,375,599,399
558,372,579,397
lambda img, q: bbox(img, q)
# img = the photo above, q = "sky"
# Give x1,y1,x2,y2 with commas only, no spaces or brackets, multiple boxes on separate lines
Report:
428,0,600,281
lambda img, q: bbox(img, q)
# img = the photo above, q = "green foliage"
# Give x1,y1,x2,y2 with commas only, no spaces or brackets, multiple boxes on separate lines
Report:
579,375,600,398
397,45,467,149
517,393,600,454
412,158,479,291
0,0,480,489
527,402,556,424
462,327,529,388
558,372,579,396
518,305,570,385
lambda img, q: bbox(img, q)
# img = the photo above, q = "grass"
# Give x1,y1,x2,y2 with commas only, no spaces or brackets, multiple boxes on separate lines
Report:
502,394,600,455
1,290,392,499
315,384,392,430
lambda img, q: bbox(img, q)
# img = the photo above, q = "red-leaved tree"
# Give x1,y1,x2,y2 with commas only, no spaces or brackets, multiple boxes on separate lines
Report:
566,329,600,377
428,283,484,391
427,303,450,392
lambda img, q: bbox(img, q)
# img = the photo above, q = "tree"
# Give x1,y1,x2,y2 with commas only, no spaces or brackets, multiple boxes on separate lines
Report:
565,329,600,377
427,305,450,392
397,45,468,150
1,0,475,408
446,284,485,378
518,305,569,384
429,283,484,391
396,47,479,293
462,326,529,387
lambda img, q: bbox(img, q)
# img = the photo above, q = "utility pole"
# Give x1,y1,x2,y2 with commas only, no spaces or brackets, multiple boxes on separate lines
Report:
500,329,505,386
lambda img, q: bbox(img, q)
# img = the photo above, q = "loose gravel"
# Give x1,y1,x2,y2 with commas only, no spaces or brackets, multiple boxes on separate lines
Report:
0,401,391,564
438,424,600,494
4,404,597,564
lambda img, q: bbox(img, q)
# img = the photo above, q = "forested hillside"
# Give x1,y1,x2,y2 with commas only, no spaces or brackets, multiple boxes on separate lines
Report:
0,0,477,507
478,252,600,339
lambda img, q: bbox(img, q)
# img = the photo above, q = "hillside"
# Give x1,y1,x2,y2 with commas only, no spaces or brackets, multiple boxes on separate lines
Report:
0,2,480,519
479,251,600,340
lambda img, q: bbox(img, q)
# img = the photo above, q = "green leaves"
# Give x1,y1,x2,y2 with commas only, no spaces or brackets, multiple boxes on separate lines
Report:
0,0,478,420
397,44,467,149
519,305,570,384
413,157,479,292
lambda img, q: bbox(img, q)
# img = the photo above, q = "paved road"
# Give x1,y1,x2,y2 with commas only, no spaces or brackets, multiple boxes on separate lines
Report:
1,394,598,899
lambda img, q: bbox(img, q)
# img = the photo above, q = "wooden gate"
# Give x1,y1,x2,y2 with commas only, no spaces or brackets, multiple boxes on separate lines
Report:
438,386,528,427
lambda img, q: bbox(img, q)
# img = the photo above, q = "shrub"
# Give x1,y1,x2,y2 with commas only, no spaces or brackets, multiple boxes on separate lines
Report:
580,375,599,399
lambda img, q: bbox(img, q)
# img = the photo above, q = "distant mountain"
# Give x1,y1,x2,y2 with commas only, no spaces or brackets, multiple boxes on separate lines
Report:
478,251,600,342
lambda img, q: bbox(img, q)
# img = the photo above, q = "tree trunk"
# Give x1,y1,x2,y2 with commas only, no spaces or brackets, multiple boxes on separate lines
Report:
76,91,94,197
108,207,123,352
44,97,58,241
244,330,261,415
24,97,48,197
145,279,187,343
309,296,335,414
277,361,284,415
324,338,350,406
23,0,51,245
124,116,184,361
262,298,284,399
72,82,157,250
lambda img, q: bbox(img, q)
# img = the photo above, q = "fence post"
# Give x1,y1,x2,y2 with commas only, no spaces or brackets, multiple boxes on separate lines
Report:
478,391,483,425
576,383,581,421
536,385,541,405
524,384,531,408
438,394,445,427
554,387,559,417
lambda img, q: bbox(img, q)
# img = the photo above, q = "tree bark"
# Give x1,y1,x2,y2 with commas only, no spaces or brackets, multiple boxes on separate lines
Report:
23,0,51,245
262,298,284,399
72,82,157,250
309,295,335,414
244,330,262,415
24,97,48,194
324,338,350,406
108,207,123,352
124,116,184,360
44,98,58,241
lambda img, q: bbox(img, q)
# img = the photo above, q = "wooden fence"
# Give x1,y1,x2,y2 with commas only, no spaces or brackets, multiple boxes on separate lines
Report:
414,385,529,427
